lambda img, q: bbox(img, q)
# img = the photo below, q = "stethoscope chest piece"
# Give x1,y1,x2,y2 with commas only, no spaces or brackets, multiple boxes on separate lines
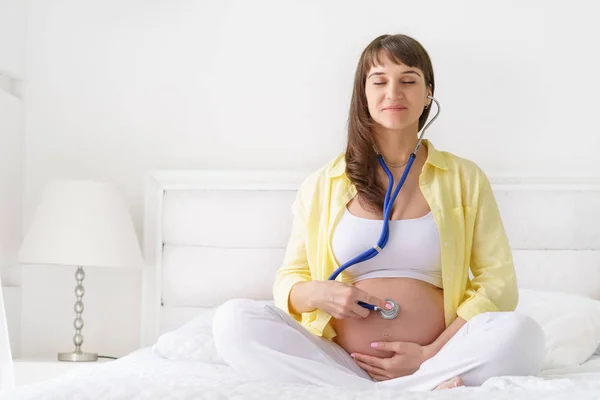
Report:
376,298,400,320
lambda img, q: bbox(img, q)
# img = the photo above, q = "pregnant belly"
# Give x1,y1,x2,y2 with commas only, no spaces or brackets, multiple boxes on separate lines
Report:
330,278,445,359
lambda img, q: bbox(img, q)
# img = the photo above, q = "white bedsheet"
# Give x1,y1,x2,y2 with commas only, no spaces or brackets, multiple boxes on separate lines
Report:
3,348,600,400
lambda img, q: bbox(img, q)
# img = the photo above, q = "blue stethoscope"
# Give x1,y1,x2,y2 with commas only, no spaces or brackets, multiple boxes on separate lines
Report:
328,95,441,320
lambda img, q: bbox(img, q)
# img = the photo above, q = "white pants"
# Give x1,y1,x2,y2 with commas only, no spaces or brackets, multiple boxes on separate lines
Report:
213,299,545,391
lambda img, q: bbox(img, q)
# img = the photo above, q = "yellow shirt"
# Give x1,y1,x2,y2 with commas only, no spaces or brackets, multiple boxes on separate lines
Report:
273,139,518,340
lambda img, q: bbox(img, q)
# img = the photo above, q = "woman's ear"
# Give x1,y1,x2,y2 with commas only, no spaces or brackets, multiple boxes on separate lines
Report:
426,84,433,106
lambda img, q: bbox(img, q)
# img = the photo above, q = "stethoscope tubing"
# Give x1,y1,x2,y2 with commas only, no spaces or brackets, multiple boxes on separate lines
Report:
327,96,441,317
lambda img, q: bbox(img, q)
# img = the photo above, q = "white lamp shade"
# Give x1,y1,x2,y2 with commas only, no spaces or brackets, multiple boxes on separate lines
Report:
18,180,144,269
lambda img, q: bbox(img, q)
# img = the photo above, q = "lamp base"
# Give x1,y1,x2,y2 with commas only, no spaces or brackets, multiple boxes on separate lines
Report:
58,351,98,362
58,266,98,362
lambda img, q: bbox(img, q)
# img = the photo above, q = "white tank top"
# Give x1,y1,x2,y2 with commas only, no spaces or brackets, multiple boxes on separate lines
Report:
331,208,443,288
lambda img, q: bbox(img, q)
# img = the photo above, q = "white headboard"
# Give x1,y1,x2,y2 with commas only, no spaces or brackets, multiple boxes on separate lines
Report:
140,171,600,347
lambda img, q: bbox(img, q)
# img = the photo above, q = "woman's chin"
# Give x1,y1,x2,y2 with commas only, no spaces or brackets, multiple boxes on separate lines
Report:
375,120,414,131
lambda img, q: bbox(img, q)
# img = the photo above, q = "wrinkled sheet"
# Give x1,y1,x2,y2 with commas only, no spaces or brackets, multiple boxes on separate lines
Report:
4,348,600,400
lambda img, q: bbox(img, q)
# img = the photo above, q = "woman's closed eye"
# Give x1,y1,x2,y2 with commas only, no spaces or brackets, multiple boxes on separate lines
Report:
373,81,416,86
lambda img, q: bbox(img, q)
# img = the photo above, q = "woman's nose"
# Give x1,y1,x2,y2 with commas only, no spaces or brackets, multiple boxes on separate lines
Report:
385,81,404,99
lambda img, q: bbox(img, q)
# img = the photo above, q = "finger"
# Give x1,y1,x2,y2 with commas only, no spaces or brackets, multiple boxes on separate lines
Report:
350,302,371,318
353,358,388,377
369,373,390,382
336,298,369,319
371,341,406,353
351,353,386,369
356,290,388,310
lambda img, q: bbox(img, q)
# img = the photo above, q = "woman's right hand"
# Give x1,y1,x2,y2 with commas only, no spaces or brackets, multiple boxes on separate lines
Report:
310,280,390,319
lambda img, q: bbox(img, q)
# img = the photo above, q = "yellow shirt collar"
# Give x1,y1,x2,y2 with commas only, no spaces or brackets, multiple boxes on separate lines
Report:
327,139,448,178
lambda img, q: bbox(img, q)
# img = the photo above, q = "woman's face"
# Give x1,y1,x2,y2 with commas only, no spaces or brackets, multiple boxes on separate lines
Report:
365,54,432,132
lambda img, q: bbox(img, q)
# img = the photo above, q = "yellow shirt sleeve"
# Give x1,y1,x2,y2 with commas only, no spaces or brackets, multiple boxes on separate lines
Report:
272,190,312,322
456,170,519,321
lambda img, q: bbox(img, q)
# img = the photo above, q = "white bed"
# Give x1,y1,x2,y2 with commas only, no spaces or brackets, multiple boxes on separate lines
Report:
7,348,600,399
5,170,600,399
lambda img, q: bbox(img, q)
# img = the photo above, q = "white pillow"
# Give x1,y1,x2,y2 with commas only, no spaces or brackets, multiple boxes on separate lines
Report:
516,288,600,369
152,300,273,363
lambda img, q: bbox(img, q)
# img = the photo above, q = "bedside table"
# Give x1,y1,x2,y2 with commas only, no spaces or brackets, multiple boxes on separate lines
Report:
13,358,113,386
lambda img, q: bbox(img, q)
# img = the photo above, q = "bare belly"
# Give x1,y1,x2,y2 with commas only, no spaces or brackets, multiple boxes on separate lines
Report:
330,278,445,359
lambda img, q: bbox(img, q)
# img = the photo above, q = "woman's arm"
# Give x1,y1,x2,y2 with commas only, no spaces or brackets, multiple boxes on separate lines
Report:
456,169,519,322
424,170,516,359
289,281,318,314
424,316,466,358
273,191,313,322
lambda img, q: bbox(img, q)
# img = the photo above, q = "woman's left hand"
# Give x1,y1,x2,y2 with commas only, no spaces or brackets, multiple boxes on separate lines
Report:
351,342,434,381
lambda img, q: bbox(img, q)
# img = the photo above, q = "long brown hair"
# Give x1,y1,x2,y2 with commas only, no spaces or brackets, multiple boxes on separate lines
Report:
345,34,435,213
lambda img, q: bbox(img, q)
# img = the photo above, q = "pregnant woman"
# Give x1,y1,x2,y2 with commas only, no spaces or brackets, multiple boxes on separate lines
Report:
213,33,545,391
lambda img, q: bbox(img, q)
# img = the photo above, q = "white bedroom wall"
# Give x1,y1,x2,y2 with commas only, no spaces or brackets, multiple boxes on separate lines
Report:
0,0,26,359
0,0,26,79
22,0,600,357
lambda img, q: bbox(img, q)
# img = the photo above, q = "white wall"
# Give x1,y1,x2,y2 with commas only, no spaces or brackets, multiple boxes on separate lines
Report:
0,90,23,360
22,0,600,357
0,0,26,79
0,92,22,286
0,0,26,359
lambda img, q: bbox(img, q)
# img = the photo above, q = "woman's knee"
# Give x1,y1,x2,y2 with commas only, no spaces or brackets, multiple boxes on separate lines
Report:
499,313,545,353
212,299,274,349
483,312,545,375
457,313,545,386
